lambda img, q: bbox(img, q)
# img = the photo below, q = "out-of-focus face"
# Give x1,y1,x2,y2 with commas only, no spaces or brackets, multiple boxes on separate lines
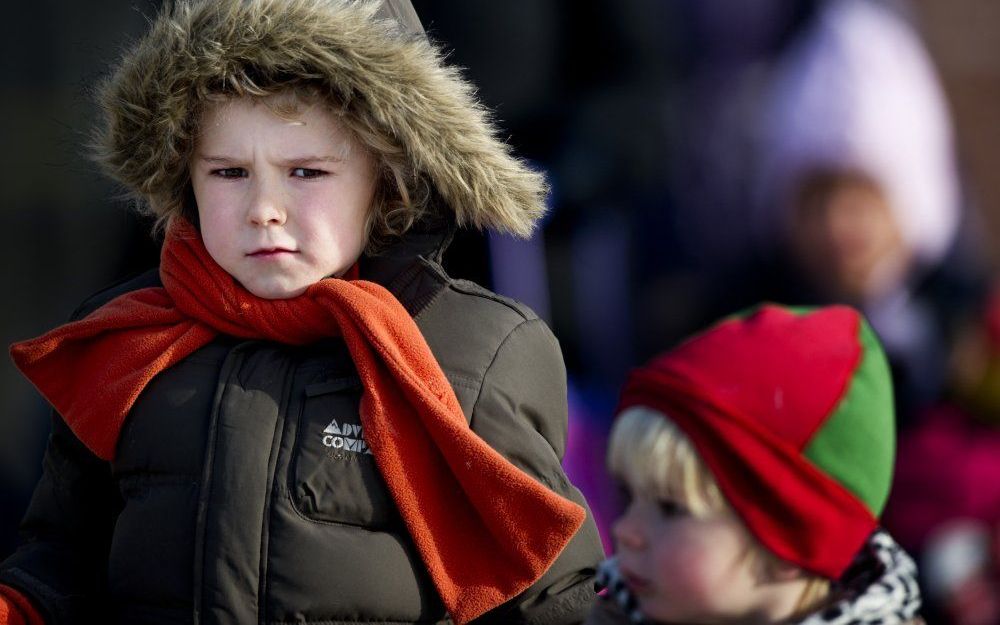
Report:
190,96,376,299
612,492,770,624
787,171,909,302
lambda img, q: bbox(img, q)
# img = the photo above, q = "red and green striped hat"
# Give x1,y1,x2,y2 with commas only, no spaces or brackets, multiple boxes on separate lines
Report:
618,304,894,579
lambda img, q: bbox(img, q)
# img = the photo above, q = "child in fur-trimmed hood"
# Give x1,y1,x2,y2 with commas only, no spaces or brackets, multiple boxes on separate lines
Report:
586,304,923,625
0,1,604,624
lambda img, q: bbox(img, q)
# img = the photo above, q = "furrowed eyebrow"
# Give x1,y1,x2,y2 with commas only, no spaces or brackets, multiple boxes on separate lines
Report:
196,155,346,165
277,155,346,166
198,156,241,164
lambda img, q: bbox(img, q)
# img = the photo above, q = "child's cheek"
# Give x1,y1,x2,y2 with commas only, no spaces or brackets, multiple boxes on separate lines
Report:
651,532,718,602
643,557,717,622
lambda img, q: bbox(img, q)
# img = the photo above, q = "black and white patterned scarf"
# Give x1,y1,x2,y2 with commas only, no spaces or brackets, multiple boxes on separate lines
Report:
595,529,922,624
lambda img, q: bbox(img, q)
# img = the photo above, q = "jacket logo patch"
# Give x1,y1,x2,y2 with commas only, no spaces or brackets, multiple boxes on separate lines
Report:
321,419,372,455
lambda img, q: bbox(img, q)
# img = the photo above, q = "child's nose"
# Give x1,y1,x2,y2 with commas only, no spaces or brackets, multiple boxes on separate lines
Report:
247,179,287,226
612,508,645,551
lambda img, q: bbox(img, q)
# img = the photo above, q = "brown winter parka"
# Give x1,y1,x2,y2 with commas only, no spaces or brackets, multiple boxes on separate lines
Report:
0,216,604,624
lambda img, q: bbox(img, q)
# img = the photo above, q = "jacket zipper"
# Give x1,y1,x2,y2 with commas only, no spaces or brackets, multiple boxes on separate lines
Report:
191,342,250,625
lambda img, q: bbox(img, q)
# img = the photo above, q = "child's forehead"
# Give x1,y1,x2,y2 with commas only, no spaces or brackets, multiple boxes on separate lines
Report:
201,94,325,125
195,95,356,154
614,454,678,497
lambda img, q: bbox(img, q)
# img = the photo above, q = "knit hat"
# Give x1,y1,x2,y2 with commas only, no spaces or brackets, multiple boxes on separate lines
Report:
618,304,895,579
755,0,959,268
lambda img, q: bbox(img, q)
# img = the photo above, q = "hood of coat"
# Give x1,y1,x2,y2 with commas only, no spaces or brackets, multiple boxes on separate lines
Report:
374,0,424,36
93,0,547,239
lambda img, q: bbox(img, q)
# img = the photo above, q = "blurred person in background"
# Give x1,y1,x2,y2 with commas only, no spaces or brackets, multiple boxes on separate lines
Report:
740,0,987,424
883,291,1000,625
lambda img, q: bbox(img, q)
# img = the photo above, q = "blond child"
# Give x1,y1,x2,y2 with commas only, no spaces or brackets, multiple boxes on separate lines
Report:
0,1,603,623
587,305,922,624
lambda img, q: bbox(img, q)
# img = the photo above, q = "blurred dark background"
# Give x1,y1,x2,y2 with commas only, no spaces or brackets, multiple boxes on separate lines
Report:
3,1,1000,621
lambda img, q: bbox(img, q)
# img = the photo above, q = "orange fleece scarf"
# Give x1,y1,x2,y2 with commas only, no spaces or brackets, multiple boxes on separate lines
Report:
0,586,44,625
9,221,585,624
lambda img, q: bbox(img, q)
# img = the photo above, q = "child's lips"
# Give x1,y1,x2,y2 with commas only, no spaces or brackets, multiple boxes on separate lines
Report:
248,247,297,258
620,568,651,594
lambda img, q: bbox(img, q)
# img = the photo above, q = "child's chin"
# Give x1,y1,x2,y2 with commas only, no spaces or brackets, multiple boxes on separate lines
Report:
637,598,683,624
243,281,309,300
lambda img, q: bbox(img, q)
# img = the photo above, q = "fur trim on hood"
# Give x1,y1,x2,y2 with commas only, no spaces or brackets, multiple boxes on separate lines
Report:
92,0,548,238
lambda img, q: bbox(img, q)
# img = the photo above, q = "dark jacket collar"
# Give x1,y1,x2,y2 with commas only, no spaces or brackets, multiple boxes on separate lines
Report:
359,212,457,312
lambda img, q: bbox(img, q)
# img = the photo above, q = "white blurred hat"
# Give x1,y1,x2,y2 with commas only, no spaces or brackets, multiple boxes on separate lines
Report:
756,0,960,267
